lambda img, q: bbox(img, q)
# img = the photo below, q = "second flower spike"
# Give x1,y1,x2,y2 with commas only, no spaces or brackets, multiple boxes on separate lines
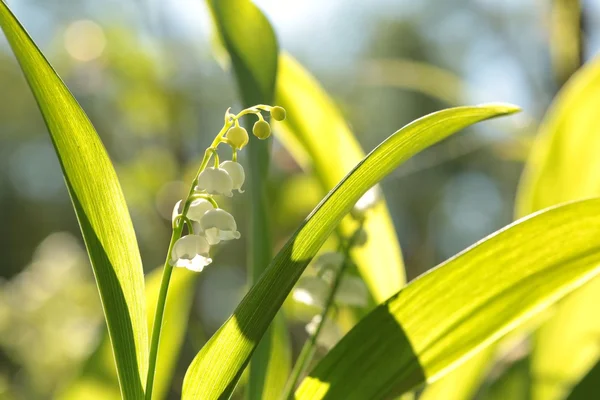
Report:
196,167,234,197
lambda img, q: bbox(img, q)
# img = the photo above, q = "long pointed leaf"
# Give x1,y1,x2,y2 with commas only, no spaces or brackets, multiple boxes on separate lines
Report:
0,3,148,398
181,103,519,399
296,198,600,399
516,55,600,400
275,54,406,302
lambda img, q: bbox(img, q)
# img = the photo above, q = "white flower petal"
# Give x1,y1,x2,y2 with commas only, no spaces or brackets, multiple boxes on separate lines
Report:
305,315,342,349
172,200,183,224
335,276,369,307
199,209,240,243
196,167,234,197
312,251,345,273
353,185,380,216
220,161,245,192
169,235,212,272
292,276,329,308
187,199,215,222
204,227,221,245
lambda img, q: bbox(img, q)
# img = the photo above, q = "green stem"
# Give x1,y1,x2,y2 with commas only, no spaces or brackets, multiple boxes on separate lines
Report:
281,224,364,399
145,120,232,400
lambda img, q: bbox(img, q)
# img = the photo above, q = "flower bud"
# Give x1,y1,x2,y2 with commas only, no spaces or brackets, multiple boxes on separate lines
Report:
196,167,234,197
252,120,271,140
305,315,342,349
270,106,286,121
169,235,212,272
199,208,241,245
219,161,245,193
292,276,329,309
187,199,215,222
226,125,249,149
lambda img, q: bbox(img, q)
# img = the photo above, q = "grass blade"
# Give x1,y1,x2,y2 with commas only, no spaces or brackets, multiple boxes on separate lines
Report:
0,3,148,398
516,56,600,400
296,199,600,399
181,103,519,399
275,54,406,302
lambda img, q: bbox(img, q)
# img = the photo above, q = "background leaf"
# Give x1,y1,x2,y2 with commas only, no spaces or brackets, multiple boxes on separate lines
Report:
296,199,600,400
0,3,148,398
516,55,600,400
206,1,291,398
181,104,519,399
418,347,494,400
275,54,406,302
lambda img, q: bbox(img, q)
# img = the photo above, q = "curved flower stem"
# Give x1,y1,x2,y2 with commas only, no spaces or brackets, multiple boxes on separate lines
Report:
145,118,233,400
280,222,365,399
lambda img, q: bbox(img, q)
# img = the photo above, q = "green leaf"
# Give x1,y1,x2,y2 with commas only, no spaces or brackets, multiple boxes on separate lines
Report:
205,1,291,399
181,103,519,399
516,56,600,400
481,356,531,400
296,198,600,399
0,3,148,399
566,359,600,400
275,54,406,302
145,268,197,399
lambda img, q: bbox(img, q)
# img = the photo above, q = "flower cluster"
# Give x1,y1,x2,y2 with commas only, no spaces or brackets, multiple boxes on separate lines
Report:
169,105,286,272
292,251,368,348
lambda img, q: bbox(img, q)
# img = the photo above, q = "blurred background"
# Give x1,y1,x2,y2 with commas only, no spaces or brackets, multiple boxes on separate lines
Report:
0,0,596,398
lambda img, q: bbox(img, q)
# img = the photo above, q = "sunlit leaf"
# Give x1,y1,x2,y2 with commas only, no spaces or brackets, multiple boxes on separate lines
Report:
566,359,600,400
0,3,147,398
181,104,519,399
516,56,600,400
275,54,406,302
205,1,291,398
296,199,600,399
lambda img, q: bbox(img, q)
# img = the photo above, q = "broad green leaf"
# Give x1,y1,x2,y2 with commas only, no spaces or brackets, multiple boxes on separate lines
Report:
206,1,291,399
566,359,600,400
516,56,600,400
275,54,406,302
418,347,494,400
0,3,148,398
181,103,519,399
59,267,197,400
296,198,600,400
145,268,197,399
481,356,531,400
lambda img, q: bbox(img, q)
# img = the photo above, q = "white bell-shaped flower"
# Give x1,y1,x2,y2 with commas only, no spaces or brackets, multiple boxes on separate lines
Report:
292,276,329,309
199,208,241,245
353,185,380,218
312,251,345,273
169,235,212,272
335,276,369,307
219,161,245,193
196,167,234,197
187,199,215,222
305,314,342,349
172,200,183,224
